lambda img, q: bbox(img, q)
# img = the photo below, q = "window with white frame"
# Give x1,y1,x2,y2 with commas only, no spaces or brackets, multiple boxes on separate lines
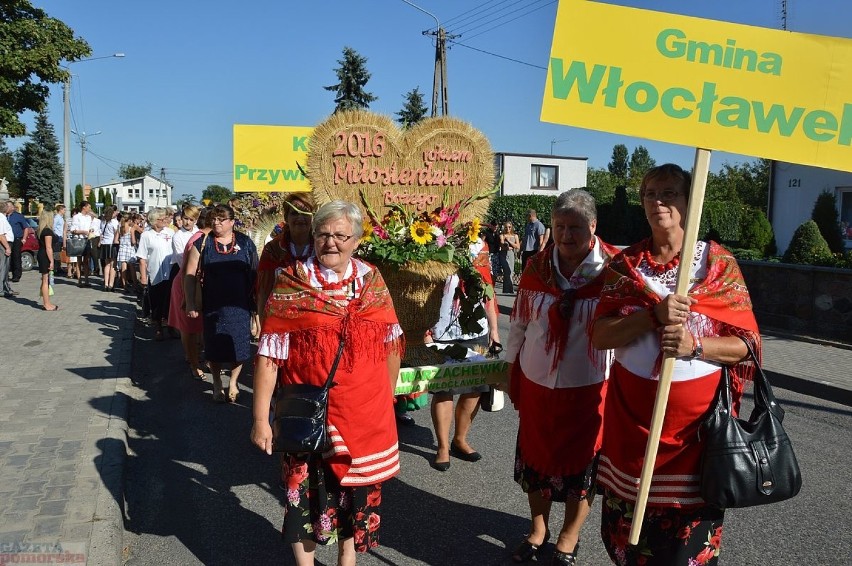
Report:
531,164,558,190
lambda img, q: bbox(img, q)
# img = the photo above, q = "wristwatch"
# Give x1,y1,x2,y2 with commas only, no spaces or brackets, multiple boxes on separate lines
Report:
691,335,704,359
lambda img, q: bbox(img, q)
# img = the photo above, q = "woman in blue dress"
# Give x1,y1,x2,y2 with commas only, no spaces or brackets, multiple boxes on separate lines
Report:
184,204,258,403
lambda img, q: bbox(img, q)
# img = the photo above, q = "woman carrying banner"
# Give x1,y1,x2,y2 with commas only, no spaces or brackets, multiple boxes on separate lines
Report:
250,201,402,566
506,189,619,565
591,164,760,565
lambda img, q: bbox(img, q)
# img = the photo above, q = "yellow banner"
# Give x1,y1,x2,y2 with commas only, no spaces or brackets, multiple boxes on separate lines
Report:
393,360,508,396
232,125,312,192
541,0,852,172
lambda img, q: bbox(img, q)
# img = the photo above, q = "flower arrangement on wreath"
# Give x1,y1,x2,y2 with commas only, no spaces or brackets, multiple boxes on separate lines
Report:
357,185,496,336
229,192,296,247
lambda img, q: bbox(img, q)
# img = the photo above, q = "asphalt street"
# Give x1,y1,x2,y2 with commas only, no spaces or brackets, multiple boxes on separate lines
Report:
121,292,852,566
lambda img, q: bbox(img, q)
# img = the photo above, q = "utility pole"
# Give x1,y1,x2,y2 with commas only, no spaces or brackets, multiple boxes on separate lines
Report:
72,129,101,199
780,0,788,30
400,0,456,117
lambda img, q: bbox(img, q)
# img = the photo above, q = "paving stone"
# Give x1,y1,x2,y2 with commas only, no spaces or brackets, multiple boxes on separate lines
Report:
37,499,69,517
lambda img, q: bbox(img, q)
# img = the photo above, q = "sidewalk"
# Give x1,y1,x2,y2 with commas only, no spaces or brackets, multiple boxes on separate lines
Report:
0,270,135,565
0,274,849,565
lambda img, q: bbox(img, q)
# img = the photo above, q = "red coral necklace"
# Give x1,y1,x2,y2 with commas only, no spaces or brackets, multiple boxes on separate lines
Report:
313,259,357,290
215,232,237,255
642,240,680,273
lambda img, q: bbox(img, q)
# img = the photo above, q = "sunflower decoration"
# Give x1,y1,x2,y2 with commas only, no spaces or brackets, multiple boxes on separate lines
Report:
466,218,481,243
410,220,434,245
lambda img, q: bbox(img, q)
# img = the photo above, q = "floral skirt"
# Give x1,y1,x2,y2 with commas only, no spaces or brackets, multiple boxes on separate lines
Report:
280,453,383,552
513,436,597,503
600,490,725,566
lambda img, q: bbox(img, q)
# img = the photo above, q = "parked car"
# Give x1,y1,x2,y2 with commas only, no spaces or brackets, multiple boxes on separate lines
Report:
21,216,40,271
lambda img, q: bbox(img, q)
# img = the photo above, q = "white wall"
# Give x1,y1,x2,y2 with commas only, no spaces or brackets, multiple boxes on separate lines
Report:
771,162,852,254
94,176,174,213
495,153,587,196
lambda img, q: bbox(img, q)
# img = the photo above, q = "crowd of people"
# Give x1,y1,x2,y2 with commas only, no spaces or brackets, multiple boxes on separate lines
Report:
3,163,761,565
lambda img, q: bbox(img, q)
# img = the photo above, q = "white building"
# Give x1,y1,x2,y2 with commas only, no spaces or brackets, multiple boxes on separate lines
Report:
93,175,174,213
769,162,852,254
494,152,588,196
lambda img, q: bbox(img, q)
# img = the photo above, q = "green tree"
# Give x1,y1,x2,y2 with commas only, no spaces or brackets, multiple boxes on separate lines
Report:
74,184,84,207
201,185,234,204
585,167,617,205
14,110,62,207
118,162,152,179
0,139,19,198
811,191,844,253
783,219,833,265
395,87,428,128
739,207,775,255
607,144,629,187
103,190,112,208
705,159,769,210
324,46,377,113
0,0,91,136
627,145,656,189
97,187,105,204
176,193,198,207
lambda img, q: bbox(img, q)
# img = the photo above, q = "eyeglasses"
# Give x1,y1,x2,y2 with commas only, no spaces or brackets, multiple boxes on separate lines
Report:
314,233,354,244
641,190,683,203
212,217,234,224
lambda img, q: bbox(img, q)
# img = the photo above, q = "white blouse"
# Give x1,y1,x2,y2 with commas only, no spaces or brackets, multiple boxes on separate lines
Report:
505,240,613,389
615,241,722,381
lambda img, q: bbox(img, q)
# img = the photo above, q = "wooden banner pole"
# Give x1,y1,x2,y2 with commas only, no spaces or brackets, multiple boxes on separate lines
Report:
628,147,712,545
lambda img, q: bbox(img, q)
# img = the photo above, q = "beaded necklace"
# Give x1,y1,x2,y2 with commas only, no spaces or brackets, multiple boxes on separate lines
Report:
214,232,237,255
641,239,680,274
313,258,357,291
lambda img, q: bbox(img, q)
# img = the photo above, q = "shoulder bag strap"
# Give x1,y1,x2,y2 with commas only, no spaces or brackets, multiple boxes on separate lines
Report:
323,336,346,390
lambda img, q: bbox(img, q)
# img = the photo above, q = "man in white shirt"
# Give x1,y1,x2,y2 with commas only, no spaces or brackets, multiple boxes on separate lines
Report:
69,201,94,287
89,212,102,277
0,209,15,297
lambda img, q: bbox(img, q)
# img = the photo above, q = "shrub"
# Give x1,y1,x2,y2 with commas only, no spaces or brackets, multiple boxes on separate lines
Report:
782,220,834,265
699,201,742,245
487,195,557,233
811,191,845,254
731,248,764,261
739,207,774,256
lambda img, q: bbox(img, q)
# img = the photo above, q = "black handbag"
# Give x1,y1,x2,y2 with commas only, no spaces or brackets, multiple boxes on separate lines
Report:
699,340,802,509
271,337,345,453
66,235,87,257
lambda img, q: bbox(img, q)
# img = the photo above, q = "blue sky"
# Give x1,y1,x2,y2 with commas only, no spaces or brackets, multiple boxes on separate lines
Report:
10,0,852,198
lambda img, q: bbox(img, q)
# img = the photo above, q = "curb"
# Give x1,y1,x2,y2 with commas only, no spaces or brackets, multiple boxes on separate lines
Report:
87,376,131,566
766,370,852,408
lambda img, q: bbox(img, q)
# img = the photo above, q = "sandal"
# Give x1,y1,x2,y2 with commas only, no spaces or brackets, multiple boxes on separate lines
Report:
512,532,550,563
487,341,503,358
227,387,240,404
190,368,205,381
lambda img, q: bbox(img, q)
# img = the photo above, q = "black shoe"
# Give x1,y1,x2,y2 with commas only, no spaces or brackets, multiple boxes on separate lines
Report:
551,542,580,565
396,413,415,426
512,532,550,563
450,442,482,462
430,458,450,472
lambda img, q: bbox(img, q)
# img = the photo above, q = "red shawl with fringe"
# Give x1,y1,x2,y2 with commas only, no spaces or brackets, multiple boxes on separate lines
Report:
260,259,403,485
594,239,760,394
256,231,312,313
511,238,621,374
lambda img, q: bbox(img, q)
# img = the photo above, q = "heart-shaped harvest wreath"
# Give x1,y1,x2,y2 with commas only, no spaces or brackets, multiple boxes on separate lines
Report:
307,110,494,224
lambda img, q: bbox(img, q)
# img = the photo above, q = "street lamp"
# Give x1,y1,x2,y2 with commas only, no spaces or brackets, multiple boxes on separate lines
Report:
71,129,101,199
550,138,571,155
63,53,124,216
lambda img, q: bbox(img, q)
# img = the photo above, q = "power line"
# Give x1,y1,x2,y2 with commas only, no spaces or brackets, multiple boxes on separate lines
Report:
447,39,547,70
455,0,556,42
448,0,545,36
442,0,513,34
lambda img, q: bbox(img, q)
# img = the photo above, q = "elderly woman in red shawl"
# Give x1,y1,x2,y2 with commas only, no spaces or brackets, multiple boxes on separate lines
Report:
591,164,760,566
506,189,619,566
251,200,402,566
255,194,315,322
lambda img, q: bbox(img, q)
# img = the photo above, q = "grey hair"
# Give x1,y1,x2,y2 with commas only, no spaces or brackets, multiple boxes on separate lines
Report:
147,207,167,225
552,189,597,225
312,200,364,239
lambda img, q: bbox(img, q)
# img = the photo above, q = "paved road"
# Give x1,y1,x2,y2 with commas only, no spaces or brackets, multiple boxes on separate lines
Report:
1,272,851,565
122,292,852,565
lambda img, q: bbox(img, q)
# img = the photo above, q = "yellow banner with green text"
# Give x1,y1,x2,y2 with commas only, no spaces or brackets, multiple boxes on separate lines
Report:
541,0,852,172
233,124,313,192
393,360,508,397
